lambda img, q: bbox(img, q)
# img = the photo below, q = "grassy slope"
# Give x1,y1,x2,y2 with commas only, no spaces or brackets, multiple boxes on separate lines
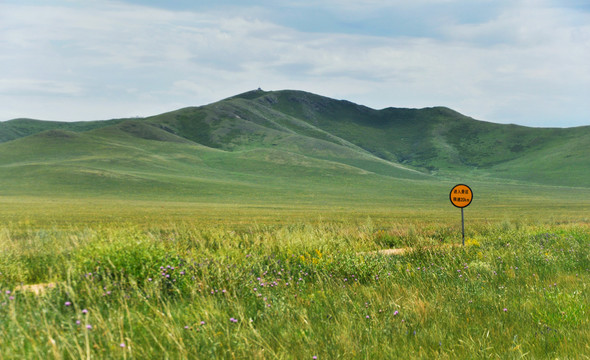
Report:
0,121,434,205
0,89,589,206
250,90,590,186
0,118,126,143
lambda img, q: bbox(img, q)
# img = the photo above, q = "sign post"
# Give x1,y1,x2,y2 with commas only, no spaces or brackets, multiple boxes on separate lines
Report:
449,184,473,246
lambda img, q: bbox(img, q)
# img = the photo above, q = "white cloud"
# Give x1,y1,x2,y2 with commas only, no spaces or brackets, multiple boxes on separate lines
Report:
0,0,588,127
0,78,83,96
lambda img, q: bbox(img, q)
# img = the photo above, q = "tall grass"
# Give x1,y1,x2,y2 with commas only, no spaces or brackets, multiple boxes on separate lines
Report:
0,220,588,358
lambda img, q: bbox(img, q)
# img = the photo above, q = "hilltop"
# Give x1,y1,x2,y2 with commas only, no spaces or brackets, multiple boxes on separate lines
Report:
0,89,589,202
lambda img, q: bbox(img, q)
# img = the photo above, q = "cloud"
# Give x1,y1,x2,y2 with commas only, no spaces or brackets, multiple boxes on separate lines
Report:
0,0,589,126
0,78,83,96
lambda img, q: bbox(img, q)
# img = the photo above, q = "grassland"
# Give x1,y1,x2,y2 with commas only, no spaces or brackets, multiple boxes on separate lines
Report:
2,89,590,194
0,197,589,359
0,90,589,358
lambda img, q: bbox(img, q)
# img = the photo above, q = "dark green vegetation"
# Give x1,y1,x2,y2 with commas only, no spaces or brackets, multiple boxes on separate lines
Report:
1,89,589,204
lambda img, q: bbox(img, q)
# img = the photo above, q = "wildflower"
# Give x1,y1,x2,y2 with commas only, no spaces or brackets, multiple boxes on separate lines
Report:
5,290,10,295
76,320,81,325
148,278,152,282
65,301,72,306
86,325,92,330
366,315,370,319
184,326,189,329
230,318,238,323
313,356,318,359
200,321,205,325
393,310,399,316
503,308,508,312
82,309,88,314
120,343,126,348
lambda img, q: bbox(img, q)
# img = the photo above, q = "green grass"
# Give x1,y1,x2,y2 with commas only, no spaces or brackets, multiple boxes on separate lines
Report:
0,89,589,358
2,89,590,194
0,210,588,359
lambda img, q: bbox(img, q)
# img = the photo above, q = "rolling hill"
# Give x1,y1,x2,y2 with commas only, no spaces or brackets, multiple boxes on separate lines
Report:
0,89,588,204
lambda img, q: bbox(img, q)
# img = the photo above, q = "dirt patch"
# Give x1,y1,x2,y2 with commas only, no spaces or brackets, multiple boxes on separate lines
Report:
372,243,462,256
15,282,57,295
377,247,409,255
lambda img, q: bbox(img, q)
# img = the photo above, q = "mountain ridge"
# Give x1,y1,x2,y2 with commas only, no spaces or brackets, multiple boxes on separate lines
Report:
0,89,588,200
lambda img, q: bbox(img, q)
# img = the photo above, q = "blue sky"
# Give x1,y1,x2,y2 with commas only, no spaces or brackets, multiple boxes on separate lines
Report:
1,0,589,127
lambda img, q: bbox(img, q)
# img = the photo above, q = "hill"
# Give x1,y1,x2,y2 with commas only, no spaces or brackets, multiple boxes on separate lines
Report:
0,89,589,204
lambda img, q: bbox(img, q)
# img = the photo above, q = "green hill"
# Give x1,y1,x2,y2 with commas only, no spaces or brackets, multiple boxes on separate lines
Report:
0,89,588,204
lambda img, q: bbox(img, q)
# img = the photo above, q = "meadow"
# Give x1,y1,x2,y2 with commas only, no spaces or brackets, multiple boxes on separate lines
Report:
0,197,588,359
1,89,590,358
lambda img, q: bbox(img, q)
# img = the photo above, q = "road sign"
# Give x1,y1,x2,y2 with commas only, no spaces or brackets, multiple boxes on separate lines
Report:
450,184,473,246
449,184,473,208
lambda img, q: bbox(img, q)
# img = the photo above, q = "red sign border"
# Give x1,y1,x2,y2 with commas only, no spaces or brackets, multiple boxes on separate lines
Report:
449,184,473,208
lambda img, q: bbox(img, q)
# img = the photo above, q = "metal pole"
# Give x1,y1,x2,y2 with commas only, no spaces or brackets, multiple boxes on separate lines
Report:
461,207,465,246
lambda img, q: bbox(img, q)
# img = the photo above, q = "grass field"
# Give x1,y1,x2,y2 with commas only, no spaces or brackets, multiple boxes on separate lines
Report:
1,90,589,358
0,197,589,359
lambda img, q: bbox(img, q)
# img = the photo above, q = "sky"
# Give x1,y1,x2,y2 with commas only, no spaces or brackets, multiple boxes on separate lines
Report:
1,0,589,127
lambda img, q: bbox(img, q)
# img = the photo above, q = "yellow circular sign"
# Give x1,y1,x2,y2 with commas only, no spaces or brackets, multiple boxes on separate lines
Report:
450,184,473,208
